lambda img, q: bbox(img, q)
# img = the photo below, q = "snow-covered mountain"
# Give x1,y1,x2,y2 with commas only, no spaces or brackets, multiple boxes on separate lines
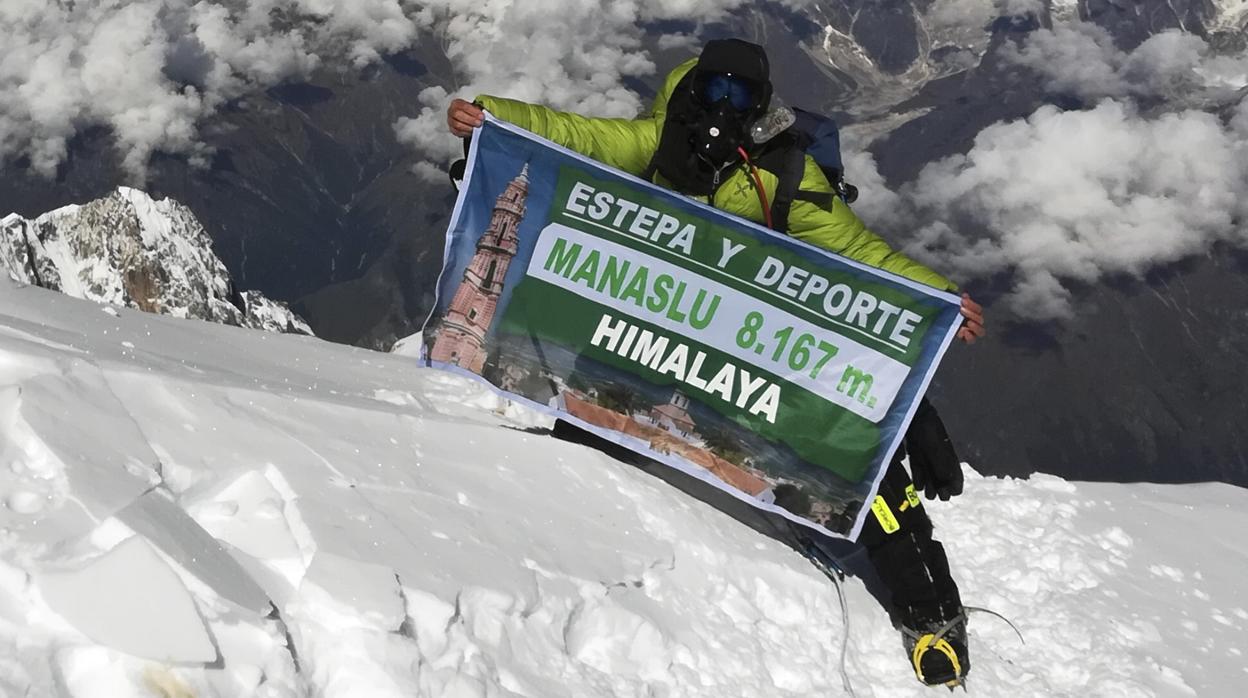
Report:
1213,0,1248,32
0,279,1244,697
0,188,311,335
802,0,1002,118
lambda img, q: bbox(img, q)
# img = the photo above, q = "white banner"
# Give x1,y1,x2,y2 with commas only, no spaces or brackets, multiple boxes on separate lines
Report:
527,223,908,423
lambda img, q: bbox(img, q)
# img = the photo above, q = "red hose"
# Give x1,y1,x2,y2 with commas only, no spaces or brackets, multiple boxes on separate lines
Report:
738,146,773,229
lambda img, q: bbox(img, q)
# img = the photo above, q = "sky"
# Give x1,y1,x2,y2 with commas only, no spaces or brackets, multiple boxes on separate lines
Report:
1,276,1246,696
2,2,1247,319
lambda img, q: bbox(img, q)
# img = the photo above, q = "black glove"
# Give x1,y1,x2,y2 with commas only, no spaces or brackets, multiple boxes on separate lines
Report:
449,157,467,191
449,133,474,192
905,398,964,501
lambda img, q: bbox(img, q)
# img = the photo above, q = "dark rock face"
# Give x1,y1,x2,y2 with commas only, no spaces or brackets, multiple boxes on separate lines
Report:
1083,0,1211,48
1,188,311,335
845,0,923,73
932,250,1248,485
1,4,1245,486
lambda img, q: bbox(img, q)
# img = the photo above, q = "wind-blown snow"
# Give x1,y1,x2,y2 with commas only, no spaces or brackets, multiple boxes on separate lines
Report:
0,278,1244,696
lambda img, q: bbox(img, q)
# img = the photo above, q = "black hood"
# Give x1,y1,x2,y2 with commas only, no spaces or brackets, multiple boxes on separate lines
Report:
692,38,772,114
648,39,773,196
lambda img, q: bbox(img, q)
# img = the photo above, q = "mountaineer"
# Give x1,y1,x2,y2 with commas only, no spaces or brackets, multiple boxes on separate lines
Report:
447,38,982,687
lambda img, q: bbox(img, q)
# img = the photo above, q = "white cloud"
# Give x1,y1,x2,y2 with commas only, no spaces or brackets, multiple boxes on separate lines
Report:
1233,96,1248,136
656,33,701,52
392,0,815,160
929,0,1039,31
394,85,459,164
411,159,446,184
894,99,1248,318
390,6,1248,324
1120,31,1209,95
1,0,419,179
1004,24,1248,101
838,145,906,233
846,22,1248,319
17,3,1243,326
2,0,780,179
394,1,665,160
1001,22,1130,100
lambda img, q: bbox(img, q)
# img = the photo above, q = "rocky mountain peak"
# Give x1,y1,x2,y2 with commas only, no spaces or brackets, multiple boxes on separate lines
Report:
1,188,312,335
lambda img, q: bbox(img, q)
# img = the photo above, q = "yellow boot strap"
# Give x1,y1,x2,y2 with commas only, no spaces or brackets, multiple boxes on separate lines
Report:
911,632,963,685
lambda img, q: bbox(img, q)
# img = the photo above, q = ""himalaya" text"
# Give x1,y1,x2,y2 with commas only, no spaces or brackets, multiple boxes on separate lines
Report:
589,314,781,424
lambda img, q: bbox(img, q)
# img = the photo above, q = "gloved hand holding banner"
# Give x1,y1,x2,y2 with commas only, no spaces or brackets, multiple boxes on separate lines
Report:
424,114,963,539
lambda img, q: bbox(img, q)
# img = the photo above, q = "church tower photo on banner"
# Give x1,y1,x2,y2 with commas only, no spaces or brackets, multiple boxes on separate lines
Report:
429,164,529,373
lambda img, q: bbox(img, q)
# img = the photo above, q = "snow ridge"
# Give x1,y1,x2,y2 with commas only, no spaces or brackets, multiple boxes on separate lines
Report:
1211,0,1248,32
0,282,1244,697
0,188,311,335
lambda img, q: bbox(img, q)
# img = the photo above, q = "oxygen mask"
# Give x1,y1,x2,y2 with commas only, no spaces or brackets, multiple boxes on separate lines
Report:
689,71,763,168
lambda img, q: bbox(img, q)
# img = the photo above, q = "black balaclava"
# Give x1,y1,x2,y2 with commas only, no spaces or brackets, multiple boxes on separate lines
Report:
651,39,772,196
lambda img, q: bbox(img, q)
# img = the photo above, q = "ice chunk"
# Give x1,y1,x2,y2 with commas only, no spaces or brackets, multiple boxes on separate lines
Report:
225,545,297,609
37,537,217,664
117,488,271,615
187,470,303,563
4,490,44,514
389,331,422,357
288,552,405,632
19,365,156,522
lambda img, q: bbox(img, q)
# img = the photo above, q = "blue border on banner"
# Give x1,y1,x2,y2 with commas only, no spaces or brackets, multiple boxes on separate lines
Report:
421,120,487,333
424,114,963,541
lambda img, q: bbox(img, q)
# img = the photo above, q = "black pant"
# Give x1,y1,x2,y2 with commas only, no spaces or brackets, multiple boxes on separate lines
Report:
848,454,962,628
548,420,962,628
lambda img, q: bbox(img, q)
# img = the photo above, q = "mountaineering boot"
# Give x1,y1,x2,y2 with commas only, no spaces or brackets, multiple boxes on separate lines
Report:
901,609,969,687
880,530,970,688
858,474,970,686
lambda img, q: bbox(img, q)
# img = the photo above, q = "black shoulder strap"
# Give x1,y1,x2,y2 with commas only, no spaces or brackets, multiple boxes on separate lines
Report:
795,188,836,208
769,145,807,234
641,159,658,184
755,131,841,233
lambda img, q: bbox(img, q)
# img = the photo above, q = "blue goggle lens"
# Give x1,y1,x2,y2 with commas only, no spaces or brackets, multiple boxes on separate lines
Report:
701,73,756,111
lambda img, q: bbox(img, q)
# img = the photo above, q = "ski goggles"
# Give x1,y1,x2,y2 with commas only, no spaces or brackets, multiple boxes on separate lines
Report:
696,72,759,112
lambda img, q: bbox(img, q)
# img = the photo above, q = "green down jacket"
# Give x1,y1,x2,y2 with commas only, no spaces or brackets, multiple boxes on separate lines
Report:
476,59,954,291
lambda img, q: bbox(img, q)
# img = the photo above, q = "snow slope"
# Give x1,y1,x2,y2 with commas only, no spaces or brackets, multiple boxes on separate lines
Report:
0,278,1244,697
